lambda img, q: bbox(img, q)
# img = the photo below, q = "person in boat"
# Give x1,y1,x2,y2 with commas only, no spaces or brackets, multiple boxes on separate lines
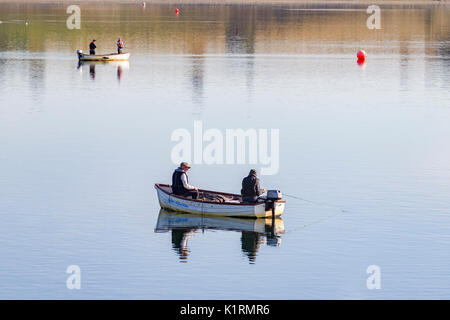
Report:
89,39,96,55
172,162,199,199
116,38,124,54
241,169,266,203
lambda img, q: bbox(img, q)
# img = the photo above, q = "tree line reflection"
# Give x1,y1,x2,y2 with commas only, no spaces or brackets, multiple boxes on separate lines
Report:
1,3,448,102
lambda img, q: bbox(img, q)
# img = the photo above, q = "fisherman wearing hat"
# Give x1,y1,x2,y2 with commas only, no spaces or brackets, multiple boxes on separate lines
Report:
171,162,199,199
241,169,266,203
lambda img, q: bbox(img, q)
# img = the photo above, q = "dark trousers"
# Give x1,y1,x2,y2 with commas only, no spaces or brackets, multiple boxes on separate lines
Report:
117,47,123,54
90,50,95,55
242,196,257,203
175,190,199,200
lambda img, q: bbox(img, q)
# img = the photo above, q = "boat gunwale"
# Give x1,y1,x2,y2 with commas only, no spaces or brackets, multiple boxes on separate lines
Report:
155,183,286,207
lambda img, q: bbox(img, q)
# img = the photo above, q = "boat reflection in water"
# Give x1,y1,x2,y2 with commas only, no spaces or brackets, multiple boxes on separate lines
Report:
155,209,285,263
77,60,130,82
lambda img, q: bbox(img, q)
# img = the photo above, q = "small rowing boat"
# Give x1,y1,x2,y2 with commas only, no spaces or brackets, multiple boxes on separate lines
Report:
76,50,130,61
155,183,285,218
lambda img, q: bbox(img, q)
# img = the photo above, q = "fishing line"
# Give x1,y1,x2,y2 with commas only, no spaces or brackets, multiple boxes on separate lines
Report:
283,208,345,234
281,193,351,234
283,193,349,213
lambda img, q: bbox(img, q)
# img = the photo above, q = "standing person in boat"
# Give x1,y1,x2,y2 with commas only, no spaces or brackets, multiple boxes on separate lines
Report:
172,162,199,199
89,39,96,55
241,169,266,203
116,38,124,54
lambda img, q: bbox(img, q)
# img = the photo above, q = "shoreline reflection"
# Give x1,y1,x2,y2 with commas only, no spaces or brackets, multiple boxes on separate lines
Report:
155,209,285,264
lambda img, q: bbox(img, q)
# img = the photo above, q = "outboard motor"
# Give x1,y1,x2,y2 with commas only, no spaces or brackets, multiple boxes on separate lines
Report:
76,50,83,60
265,190,282,221
267,190,282,201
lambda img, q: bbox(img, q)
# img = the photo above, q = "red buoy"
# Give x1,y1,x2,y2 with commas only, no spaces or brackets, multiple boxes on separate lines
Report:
357,50,366,61
175,8,180,15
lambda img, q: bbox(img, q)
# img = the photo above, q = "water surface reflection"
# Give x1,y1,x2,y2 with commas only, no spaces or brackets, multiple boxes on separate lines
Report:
77,60,129,82
0,2,449,299
155,209,284,263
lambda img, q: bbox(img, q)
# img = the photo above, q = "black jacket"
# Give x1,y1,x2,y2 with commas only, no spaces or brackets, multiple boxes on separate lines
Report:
89,42,96,50
172,168,188,194
241,173,262,199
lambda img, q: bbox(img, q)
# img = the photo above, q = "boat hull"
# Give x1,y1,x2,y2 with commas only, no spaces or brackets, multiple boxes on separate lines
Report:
78,52,130,61
155,184,285,218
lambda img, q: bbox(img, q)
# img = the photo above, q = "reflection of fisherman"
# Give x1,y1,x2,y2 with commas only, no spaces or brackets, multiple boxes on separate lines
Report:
89,63,95,80
241,231,263,263
155,209,284,264
117,65,122,81
241,169,266,203
171,229,197,262
116,38,124,54
89,39,96,55
172,162,199,199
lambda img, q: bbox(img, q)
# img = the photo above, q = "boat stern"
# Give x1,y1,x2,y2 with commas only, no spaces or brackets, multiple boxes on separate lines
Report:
261,200,285,218
76,50,83,60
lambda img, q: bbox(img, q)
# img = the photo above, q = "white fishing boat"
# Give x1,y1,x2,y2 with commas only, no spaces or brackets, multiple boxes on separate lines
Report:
155,183,285,218
76,50,130,61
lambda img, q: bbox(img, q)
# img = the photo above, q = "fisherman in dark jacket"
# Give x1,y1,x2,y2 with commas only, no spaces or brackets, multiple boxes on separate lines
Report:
89,40,96,55
241,169,266,203
172,162,199,199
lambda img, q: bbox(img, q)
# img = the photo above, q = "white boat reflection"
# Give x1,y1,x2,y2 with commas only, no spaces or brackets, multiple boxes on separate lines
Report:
77,60,130,81
155,209,285,263
77,60,130,69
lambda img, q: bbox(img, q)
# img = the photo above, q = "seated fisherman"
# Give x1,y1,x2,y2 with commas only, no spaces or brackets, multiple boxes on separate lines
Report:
241,169,266,203
172,162,199,199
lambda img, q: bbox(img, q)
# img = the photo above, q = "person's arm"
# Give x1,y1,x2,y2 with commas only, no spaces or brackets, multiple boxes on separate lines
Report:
255,178,266,196
255,178,261,196
181,173,196,190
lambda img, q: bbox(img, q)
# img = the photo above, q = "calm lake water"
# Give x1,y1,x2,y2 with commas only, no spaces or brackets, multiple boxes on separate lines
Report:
0,2,449,299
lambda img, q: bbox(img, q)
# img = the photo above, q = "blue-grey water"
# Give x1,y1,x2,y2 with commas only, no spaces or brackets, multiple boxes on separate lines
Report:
0,2,449,299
